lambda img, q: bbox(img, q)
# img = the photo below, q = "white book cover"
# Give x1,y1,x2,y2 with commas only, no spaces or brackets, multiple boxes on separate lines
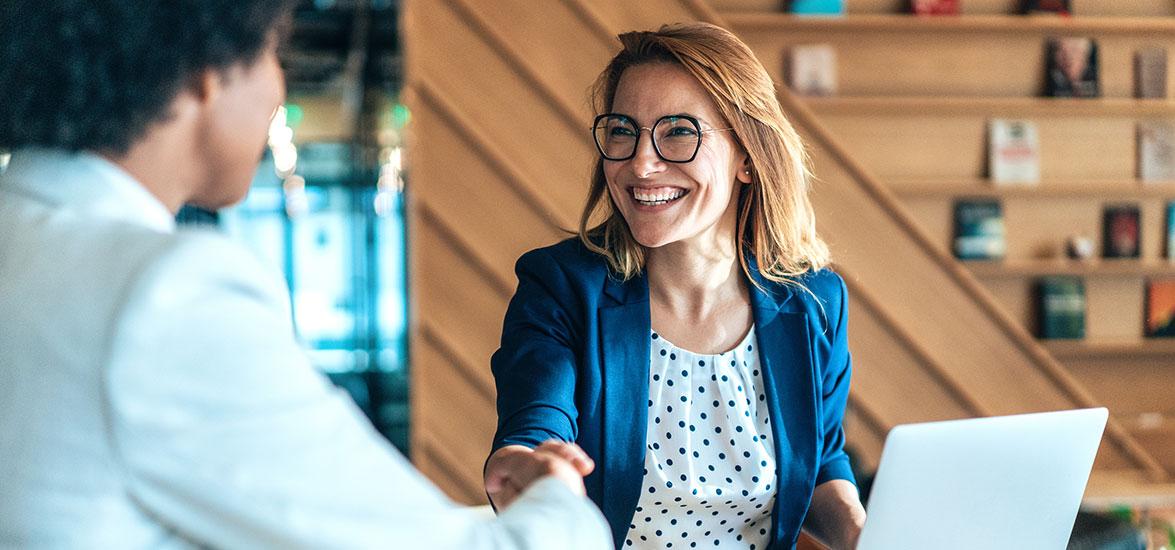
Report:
788,44,836,96
1139,121,1175,182
989,119,1041,185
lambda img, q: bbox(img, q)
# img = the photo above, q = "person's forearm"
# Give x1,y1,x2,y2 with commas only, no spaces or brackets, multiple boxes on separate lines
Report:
803,479,867,550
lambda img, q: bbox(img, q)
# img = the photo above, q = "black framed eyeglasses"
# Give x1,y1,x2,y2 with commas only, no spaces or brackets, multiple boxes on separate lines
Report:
592,113,734,163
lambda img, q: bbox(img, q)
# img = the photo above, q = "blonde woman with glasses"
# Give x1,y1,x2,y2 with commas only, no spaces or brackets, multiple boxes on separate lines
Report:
485,23,866,550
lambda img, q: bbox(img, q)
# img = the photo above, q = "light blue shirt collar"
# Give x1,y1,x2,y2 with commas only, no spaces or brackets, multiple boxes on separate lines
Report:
0,148,176,233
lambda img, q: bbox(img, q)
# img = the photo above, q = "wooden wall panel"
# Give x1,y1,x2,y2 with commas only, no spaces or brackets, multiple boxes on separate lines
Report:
849,298,977,425
415,222,510,382
843,407,885,473
411,103,566,275
414,336,497,502
407,1,595,224
466,0,615,105
1068,360,1175,418
582,0,719,34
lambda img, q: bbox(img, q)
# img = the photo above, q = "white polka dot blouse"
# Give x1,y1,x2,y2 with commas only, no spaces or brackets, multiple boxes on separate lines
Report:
623,328,777,550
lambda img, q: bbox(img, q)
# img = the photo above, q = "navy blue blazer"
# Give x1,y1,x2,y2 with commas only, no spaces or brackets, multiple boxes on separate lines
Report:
490,238,856,549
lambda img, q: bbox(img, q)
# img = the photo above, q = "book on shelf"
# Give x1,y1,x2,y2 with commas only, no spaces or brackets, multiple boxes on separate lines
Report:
1102,204,1141,259
953,199,1006,260
1146,279,1175,337
1045,37,1099,98
789,0,844,15
1166,202,1175,260
1138,121,1175,182
1036,276,1085,340
1020,0,1070,15
787,44,837,97
1134,47,1168,99
988,119,1040,185
910,0,959,15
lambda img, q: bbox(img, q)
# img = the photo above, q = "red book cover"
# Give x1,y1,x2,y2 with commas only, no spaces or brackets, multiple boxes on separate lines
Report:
911,0,959,15
1021,0,1070,15
1145,279,1175,337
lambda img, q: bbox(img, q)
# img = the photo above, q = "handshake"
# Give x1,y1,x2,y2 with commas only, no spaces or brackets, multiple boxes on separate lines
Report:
483,441,595,509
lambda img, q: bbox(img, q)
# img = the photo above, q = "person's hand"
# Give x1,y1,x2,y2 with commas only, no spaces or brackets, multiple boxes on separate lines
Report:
484,440,595,509
804,479,866,550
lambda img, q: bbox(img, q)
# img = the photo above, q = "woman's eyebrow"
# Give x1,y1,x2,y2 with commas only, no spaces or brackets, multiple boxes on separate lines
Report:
620,112,705,124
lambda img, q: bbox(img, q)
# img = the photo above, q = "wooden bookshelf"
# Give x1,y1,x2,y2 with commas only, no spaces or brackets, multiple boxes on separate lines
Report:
890,179,1175,199
725,13,1175,34
965,259,1175,278
718,0,1175,487
1044,339,1175,359
805,96,1175,117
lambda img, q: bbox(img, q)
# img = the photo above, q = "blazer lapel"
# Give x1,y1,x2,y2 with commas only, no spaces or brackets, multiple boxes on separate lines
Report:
749,278,819,547
599,272,651,545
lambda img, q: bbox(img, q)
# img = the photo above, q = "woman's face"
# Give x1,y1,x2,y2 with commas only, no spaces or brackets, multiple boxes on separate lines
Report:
602,62,751,250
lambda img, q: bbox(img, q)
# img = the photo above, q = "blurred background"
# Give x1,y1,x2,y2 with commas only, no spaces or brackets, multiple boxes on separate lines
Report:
179,0,410,451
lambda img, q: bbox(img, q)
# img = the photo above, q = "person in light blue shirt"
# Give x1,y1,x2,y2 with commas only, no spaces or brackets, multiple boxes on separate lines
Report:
0,2,610,548
484,23,866,550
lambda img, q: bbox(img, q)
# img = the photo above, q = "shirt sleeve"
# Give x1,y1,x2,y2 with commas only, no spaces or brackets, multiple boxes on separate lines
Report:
490,248,583,451
104,232,611,549
815,273,856,487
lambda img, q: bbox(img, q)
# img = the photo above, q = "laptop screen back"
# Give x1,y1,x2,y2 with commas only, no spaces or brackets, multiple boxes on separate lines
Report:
856,408,1108,550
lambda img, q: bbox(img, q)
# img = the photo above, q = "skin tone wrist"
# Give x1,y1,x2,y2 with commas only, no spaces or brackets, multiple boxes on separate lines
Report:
484,441,595,509
804,479,866,549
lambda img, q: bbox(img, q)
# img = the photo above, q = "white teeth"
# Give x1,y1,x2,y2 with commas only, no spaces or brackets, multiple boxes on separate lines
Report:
632,188,685,206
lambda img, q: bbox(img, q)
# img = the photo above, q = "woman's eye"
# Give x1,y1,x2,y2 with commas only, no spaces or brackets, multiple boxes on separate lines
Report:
610,126,636,137
667,126,698,137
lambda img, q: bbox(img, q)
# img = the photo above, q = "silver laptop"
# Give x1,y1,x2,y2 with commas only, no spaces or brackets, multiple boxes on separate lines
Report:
856,408,1108,550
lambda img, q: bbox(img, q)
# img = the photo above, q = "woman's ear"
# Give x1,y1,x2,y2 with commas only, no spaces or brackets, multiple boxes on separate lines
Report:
736,153,753,184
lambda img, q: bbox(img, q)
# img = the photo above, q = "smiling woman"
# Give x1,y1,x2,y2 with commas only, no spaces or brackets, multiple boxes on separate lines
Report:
486,22,867,550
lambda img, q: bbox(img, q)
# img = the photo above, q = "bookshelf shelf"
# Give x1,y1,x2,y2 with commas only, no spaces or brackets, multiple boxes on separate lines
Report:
805,96,1175,117
889,179,1175,199
1044,339,1175,359
725,13,1175,35
965,259,1175,277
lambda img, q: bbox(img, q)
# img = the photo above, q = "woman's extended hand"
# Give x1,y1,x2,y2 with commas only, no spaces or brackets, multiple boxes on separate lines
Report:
484,441,596,509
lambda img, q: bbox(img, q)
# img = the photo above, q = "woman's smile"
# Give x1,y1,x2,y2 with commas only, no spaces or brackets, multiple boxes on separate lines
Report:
630,185,690,209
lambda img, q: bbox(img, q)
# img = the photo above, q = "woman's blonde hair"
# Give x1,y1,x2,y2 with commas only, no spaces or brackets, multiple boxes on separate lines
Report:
578,22,830,285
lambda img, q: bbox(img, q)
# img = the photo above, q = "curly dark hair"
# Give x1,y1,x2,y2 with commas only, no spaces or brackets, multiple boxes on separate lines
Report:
0,0,294,154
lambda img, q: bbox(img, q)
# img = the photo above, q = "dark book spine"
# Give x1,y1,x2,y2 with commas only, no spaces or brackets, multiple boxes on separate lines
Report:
1037,277,1085,339
1021,0,1071,14
1102,205,1142,259
953,199,1006,260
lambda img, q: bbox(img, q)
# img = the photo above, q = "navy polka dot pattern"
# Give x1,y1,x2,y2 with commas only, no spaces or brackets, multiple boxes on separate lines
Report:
624,328,776,550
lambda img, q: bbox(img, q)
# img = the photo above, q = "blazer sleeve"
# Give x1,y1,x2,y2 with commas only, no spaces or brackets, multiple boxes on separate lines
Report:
105,232,611,550
815,273,857,487
491,248,583,451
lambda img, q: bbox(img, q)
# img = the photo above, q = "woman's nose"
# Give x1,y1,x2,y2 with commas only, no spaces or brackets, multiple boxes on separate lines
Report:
630,129,665,178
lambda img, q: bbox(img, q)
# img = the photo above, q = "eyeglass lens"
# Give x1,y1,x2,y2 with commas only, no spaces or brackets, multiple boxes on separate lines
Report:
593,115,701,162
